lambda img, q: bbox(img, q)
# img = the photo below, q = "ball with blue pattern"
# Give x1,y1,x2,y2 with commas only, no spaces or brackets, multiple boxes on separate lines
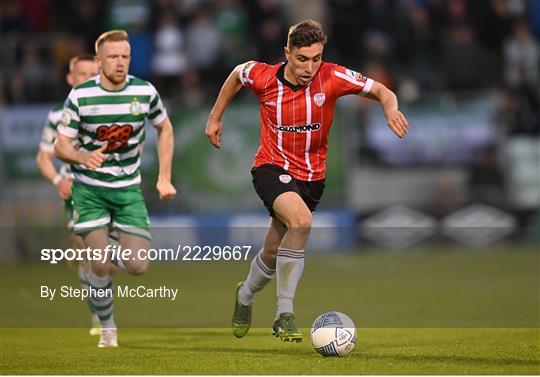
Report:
311,311,356,357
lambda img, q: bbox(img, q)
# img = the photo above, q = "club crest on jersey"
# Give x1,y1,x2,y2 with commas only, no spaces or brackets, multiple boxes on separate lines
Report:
313,92,326,107
130,98,142,116
279,174,292,184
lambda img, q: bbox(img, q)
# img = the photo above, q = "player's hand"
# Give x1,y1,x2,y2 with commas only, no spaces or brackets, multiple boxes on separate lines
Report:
57,176,72,200
205,118,222,149
81,144,107,169
156,179,177,200
385,110,409,138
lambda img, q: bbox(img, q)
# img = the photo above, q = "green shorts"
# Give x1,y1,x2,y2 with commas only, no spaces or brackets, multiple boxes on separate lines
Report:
71,182,151,240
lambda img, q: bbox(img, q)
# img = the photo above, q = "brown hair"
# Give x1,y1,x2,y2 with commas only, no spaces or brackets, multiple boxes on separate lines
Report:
287,19,327,49
94,30,129,53
68,54,95,72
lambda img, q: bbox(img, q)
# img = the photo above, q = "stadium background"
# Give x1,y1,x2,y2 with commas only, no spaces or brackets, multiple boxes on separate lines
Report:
0,1,539,374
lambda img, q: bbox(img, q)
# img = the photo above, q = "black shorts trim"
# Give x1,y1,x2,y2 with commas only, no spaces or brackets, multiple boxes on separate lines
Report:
251,164,325,217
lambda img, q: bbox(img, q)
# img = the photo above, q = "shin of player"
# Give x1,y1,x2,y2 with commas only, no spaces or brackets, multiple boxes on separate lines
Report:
55,30,176,348
206,20,408,342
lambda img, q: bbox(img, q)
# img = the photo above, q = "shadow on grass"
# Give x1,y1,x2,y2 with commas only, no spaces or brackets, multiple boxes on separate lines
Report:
121,343,309,356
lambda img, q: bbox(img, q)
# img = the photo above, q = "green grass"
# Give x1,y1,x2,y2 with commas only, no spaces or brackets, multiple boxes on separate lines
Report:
1,247,539,374
1,328,538,374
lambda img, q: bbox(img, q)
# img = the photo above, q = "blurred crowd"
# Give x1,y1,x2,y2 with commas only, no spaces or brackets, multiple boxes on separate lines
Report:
2,0,539,135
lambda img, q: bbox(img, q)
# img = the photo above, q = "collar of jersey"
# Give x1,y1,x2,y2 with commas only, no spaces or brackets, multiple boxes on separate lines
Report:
276,63,312,92
96,74,130,92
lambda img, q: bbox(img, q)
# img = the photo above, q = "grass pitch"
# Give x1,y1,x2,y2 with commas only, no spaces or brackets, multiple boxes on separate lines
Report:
2,328,538,374
1,247,539,374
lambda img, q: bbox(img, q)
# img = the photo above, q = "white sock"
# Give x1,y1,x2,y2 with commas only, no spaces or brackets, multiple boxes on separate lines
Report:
238,249,275,306
86,273,116,329
276,247,305,317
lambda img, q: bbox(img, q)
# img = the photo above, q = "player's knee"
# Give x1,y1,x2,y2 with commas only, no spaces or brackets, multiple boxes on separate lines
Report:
69,233,86,250
91,262,110,277
285,212,312,230
127,261,149,276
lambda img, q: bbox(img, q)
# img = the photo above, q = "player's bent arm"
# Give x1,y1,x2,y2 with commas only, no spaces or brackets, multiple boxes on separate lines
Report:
154,117,174,182
205,63,247,148
364,81,409,139
55,134,107,170
208,64,245,121
55,134,84,164
36,148,72,199
154,117,176,200
36,149,60,184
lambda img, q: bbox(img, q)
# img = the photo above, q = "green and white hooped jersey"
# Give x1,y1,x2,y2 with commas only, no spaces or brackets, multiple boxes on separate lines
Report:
57,74,167,188
40,104,74,177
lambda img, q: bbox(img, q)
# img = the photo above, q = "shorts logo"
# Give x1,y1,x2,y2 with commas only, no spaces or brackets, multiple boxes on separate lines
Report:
96,124,134,151
279,174,292,184
313,92,326,107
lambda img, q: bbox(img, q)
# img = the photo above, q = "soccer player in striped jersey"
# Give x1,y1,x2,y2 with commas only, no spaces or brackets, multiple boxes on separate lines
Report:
206,19,409,342
55,30,177,348
36,54,105,336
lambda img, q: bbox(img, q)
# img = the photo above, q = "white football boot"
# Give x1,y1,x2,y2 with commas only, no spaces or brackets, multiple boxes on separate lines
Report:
98,328,118,348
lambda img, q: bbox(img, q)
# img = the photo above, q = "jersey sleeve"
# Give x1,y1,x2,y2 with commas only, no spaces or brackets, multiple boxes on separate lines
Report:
147,83,168,126
57,89,81,139
39,111,60,152
238,61,269,94
332,64,374,98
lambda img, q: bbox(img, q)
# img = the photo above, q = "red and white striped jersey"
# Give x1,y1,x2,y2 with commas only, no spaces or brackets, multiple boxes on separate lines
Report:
239,61,374,181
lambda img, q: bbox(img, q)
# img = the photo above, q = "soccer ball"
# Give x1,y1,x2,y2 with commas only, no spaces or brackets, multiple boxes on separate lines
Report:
311,311,356,357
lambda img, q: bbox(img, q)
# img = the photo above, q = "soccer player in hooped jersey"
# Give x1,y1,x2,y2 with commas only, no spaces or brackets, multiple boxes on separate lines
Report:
206,20,409,342
36,55,104,336
55,30,176,348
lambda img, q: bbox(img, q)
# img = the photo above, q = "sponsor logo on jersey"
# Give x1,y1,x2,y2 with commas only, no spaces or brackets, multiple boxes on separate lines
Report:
277,123,321,133
313,92,326,107
279,174,292,184
96,124,134,151
264,101,277,107
43,128,55,144
60,110,71,126
242,62,255,84
345,68,364,82
130,98,142,116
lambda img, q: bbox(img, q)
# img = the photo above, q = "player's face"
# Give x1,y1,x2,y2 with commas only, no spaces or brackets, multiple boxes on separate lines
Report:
97,40,131,85
68,60,98,87
284,43,324,86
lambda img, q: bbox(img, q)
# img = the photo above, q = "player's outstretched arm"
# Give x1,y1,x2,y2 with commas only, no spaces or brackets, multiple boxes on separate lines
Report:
364,81,409,139
154,117,177,200
205,64,246,148
55,134,107,169
36,149,72,199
